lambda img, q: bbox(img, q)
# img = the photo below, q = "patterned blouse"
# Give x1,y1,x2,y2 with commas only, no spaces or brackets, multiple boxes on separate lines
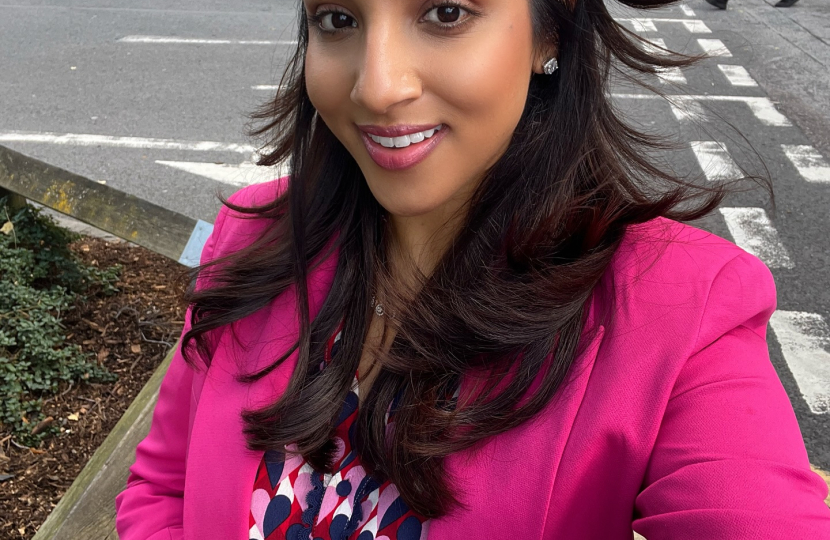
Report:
248,325,431,540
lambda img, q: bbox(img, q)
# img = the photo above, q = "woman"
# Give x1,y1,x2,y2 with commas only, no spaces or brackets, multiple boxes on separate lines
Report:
115,0,830,538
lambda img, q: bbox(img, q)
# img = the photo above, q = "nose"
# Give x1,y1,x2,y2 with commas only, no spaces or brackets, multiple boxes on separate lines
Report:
350,23,422,115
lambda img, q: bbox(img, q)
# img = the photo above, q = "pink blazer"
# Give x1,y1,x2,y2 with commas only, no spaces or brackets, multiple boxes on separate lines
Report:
116,179,830,539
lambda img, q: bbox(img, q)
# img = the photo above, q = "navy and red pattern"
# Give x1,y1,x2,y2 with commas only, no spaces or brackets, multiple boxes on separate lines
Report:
248,325,430,540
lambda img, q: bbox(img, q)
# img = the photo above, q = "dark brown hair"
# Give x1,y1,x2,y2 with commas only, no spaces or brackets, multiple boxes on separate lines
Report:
181,0,765,518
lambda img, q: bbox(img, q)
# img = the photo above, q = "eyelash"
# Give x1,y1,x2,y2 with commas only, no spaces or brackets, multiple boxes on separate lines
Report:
307,1,480,37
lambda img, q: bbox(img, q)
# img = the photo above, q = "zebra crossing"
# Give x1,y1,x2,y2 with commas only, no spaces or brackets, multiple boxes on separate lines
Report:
615,2,830,472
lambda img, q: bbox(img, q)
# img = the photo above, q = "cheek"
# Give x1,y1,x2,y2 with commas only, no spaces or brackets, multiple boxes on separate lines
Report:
432,25,533,158
305,44,352,124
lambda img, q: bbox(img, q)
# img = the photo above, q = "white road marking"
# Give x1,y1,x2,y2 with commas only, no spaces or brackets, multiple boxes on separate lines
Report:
782,145,830,184
621,18,658,32
718,64,758,87
682,20,711,33
718,207,795,269
252,85,283,91
669,99,705,122
615,18,711,33
612,94,791,127
769,311,830,415
698,38,733,57
644,38,686,84
0,130,255,154
691,141,742,181
680,5,696,16
118,35,297,45
155,160,288,186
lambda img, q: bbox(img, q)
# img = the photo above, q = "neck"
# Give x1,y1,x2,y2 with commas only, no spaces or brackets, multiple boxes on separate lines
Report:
387,201,468,288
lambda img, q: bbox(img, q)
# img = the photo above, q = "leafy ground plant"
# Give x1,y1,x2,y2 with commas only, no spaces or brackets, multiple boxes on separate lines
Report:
0,197,120,446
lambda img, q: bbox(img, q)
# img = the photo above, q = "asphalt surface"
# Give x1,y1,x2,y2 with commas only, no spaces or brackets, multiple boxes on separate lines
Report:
1,0,828,471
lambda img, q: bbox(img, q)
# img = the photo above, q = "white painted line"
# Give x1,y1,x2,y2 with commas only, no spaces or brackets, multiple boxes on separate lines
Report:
659,67,687,85
644,39,687,84
769,311,830,415
615,18,711,33
624,18,658,32
612,94,791,127
682,20,711,33
718,207,794,269
669,99,705,122
118,35,297,45
680,4,696,16
0,131,255,154
782,145,830,183
156,160,288,186
691,141,742,181
718,65,758,87
698,38,732,57
252,85,283,91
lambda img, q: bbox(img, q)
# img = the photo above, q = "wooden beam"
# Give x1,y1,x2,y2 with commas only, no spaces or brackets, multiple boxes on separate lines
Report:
32,346,177,540
0,144,213,265
0,186,27,213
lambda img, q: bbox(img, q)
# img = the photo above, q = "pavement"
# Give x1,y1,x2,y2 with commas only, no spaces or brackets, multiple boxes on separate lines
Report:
1,0,829,494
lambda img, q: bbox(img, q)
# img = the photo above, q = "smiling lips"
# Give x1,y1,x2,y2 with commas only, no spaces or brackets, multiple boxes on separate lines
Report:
359,124,447,171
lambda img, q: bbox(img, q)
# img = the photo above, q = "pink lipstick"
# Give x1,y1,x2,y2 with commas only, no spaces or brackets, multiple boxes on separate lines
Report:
358,124,448,171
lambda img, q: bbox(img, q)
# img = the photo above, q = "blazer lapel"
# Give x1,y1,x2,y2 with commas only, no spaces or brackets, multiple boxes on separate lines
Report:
183,249,339,539
429,324,605,540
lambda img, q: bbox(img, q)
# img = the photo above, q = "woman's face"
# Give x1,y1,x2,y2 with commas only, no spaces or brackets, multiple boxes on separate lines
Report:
304,0,545,220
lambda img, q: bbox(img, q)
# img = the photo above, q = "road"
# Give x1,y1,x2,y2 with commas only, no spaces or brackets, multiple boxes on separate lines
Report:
1,0,828,475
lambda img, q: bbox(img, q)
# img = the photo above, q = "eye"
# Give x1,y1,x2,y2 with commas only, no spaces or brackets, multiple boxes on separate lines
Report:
311,9,358,33
423,3,472,27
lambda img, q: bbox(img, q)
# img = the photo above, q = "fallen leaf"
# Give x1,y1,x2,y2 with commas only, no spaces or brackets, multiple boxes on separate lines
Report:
97,349,110,362
0,221,13,235
130,344,142,354
67,413,79,422
30,416,54,436
80,244,90,253
80,407,88,414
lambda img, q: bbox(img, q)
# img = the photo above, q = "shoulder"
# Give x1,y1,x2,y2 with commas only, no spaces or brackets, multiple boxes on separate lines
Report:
205,177,289,261
601,217,776,352
225,176,289,208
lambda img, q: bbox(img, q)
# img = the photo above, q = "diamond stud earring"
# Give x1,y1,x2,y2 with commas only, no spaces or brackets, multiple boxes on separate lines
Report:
543,57,559,75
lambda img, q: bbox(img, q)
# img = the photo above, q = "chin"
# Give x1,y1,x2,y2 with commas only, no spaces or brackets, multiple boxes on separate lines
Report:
376,197,443,219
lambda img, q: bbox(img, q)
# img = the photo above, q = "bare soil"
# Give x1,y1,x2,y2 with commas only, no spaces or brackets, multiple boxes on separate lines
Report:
0,237,186,539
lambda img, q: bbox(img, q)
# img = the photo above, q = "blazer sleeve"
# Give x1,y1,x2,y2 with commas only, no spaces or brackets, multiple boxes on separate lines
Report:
633,252,830,539
114,202,233,540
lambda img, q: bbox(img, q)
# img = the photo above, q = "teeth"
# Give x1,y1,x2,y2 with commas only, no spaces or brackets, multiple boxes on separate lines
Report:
368,125,442,149
393,136,409,148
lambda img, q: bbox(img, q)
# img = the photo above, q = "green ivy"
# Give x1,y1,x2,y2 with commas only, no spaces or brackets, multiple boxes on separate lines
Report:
0,197,120,446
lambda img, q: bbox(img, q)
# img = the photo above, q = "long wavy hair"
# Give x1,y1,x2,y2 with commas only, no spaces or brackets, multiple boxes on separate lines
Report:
180,0,765,518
